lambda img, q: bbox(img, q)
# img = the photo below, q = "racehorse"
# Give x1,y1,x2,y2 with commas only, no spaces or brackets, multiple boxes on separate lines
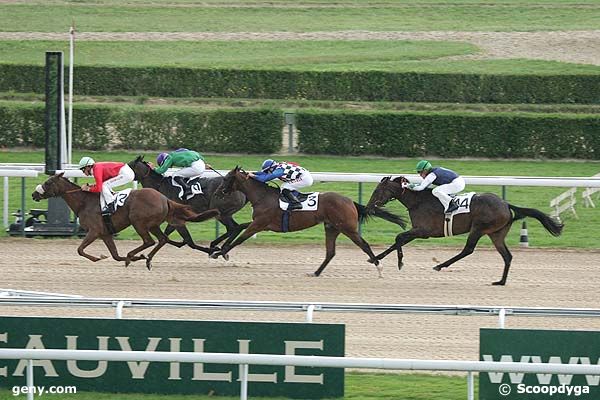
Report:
212,166,407,277
128,156,248,257
31,173,219,270
366,176,563,285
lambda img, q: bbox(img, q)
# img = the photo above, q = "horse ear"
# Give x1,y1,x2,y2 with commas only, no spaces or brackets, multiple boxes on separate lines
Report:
392,176,404,183
57,172,65,178
381,176,390,183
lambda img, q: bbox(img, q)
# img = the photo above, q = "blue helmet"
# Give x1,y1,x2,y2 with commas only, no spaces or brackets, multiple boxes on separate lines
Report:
261,159,276,171
156,152,169,166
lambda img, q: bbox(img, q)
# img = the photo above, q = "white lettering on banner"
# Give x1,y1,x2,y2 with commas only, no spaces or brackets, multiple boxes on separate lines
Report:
284,341,324,384
13,335,58,377
0,332,7,377
238,340,278,383
192,339,232,382
484,354,600,386
115,337,162,379
168,338,182,380
66,336,109,378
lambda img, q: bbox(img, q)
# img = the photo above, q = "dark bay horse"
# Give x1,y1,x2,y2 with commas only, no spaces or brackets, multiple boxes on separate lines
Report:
31,173,219,270
366,176,563,285
128,156,249,257
212,167,407,277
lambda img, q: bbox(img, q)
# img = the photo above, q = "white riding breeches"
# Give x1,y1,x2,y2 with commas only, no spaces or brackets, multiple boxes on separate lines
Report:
281,172,314,192
431,177,466,210
100,164,135,207
172,159,206,178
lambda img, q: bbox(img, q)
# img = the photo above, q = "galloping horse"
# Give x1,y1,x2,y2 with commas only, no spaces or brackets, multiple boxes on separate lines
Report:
128,156,248,257
366,176,563,285
212,167,406,277
32,173,219,270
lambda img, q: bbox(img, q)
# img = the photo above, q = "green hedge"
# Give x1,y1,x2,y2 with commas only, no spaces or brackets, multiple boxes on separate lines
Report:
1,64,599,104
296,110,600,159
0,102,282,153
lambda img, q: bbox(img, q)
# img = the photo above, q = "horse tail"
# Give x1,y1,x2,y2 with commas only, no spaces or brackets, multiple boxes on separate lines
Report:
508,204,563,237
167,200,220,226
354,202,406,228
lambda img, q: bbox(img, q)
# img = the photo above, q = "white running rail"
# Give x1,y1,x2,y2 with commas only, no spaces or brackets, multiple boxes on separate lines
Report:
1,348,599,400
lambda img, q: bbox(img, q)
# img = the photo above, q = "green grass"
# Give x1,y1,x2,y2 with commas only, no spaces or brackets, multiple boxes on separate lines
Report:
0,40,479,69
0,372,475,399
2,150,599,249
2,41,599,74
1,1,599,32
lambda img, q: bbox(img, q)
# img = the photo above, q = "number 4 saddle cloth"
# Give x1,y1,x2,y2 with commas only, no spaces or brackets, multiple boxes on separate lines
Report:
278,192,320,211
448,192,476,215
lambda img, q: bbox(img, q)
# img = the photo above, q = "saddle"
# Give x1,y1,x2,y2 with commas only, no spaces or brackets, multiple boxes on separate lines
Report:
443,192,476,237
171,176,203,200
278,191,319,212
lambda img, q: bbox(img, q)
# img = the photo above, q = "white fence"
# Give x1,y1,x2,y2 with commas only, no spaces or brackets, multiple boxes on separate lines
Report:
3,164,600,229
2,348,599,400
2,295,600,327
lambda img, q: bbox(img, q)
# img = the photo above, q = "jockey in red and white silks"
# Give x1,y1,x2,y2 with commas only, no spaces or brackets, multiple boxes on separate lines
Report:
79,157,135,214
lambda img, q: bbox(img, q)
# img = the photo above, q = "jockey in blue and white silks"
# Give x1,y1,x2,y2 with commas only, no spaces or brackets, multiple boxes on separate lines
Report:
249,159,314,210
406,160,465,214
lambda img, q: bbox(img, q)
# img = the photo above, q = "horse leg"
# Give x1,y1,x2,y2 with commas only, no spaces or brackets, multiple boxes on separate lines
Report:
210,221,266,259
77,232,108,262
174,226,212,254
311,223,340,277
488,224,513,286
125,225,156,267
343,229,383,278
164,224,186,248
433,229,483,271
100,235,129,263
142,226,170,271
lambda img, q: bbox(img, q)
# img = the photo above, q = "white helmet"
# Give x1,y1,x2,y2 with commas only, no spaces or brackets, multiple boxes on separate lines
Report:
78,156,95,169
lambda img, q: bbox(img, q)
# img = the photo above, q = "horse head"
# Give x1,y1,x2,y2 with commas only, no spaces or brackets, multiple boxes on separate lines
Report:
366,176,405,210
218,166,245,197
128,155,153,181
32,173,77,201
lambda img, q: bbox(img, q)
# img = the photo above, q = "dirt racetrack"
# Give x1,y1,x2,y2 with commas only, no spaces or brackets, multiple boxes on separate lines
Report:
0,238,599,361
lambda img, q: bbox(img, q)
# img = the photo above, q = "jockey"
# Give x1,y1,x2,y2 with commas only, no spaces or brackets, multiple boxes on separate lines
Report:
249,159,314,211
152,149,212,195
79,156,135,216
406,160,465,214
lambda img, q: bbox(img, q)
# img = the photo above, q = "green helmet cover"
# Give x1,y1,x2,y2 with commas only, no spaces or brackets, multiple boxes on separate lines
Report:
416,160,432,172
78,156,95,169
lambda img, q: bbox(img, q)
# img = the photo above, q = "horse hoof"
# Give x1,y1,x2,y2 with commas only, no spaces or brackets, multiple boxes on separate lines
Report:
376,265,384,278
222,253,230,261
433,265,442,271
146,261,152,271
125,260,131,268
398,261,404,271
209,252,221,259
306,272,317,277
492,280,506,286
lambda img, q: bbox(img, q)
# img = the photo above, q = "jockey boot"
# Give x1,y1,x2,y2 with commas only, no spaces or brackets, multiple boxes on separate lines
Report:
282,189,302,211
445,199,459,214
101,210,116,235
173,176,192,198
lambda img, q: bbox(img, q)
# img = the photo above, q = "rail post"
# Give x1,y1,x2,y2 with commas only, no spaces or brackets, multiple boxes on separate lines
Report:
240,363,249,400
498,308,506,328
306,304,316,323
467,371,474,400
26,359,34,400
